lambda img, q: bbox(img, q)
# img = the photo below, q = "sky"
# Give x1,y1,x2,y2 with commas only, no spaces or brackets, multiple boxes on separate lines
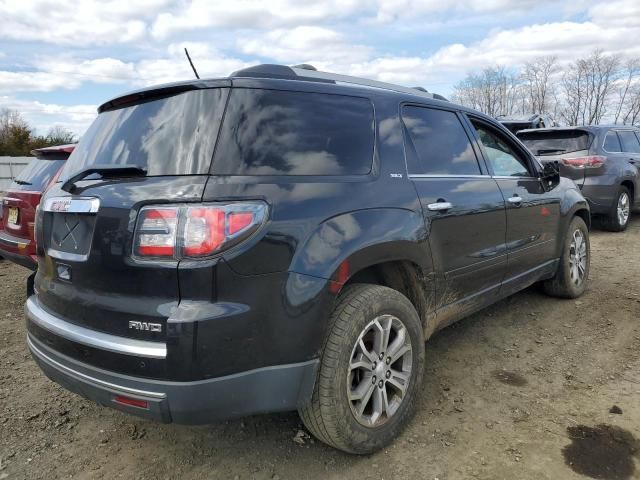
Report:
0,0,639,136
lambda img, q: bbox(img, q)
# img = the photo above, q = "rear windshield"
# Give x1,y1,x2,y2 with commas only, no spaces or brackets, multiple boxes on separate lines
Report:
213,89,374,175
517,130,592,156
12,159,64,191
60,88,228,179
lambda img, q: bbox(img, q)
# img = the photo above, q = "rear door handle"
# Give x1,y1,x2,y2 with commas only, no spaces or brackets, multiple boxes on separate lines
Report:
427,201,453,211
507,195,522,206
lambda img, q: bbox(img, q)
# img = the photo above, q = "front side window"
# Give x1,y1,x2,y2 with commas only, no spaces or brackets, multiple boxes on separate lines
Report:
618,130,640,154
603,131,622,152
213,89,374,175
402,106,480,175
473,122,531,177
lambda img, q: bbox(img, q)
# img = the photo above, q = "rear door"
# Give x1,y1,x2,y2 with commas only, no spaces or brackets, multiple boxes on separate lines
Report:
35,87,229,341
469,118,560,289
402,105,507,322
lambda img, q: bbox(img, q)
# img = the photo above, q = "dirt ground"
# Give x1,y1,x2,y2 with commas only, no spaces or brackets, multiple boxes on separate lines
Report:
1,219,639,480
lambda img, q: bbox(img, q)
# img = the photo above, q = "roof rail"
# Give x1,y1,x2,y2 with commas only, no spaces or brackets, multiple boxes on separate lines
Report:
231,63,448,101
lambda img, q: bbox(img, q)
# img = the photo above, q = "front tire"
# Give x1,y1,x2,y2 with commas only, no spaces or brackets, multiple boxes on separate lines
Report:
601,186,631,232
299,284,425,454
544,216,590,298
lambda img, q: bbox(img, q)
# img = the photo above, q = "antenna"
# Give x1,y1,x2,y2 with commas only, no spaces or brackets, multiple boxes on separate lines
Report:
184,48,200,79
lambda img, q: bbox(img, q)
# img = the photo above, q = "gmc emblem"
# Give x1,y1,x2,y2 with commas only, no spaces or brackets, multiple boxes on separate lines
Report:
128,321,162,333
51,200,71,212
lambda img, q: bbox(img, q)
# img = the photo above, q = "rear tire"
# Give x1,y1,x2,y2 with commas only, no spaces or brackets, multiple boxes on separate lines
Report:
601,186,632,232
299,284,425,454
544,216,590,298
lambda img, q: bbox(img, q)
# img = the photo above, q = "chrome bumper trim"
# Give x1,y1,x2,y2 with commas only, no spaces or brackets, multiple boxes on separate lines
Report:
27,335,166,399
25,297,167,359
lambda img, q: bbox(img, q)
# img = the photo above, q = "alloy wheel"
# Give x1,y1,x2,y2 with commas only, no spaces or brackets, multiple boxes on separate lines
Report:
568,229,587,286
347,314,413,427
617,192,630,227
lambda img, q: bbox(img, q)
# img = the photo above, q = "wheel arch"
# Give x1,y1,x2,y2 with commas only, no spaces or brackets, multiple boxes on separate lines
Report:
340,259,435,334
621,180,635,205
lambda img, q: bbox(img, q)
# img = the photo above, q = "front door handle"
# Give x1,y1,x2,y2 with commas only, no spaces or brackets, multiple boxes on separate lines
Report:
507,195,522,206
427,201,453,211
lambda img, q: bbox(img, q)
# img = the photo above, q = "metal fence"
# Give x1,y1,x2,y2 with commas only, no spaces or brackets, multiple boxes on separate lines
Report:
0,157,31,191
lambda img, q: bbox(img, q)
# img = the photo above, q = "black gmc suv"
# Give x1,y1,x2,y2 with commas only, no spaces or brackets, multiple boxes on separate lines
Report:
26,65,591,454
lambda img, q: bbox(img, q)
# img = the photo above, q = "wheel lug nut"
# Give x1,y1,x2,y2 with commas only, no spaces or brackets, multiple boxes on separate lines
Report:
386,370,391,378
378,380,384,388
386,357,391,364
379,353,384,360
372,361,377,369
372,376,377,384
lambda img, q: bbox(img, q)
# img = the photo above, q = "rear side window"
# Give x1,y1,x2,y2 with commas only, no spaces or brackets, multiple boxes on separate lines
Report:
603,131,622,152
13,159,64,191
60,89,228,179
618,131,640,153
402,106,480,175
213,89,374,175
518,130,591,156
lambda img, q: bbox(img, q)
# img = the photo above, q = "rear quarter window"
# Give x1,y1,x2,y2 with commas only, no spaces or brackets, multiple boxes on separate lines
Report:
212,89,375,176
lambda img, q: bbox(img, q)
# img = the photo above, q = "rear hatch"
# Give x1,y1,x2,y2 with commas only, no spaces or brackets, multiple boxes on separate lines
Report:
35,86,229,342
517,129,593,185
1,157,65,245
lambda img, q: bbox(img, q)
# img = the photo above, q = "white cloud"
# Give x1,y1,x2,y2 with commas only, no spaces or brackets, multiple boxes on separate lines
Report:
0,96,97,135
0,0,171,45
151,0,366,39
240,26,371,64
0,44,251,95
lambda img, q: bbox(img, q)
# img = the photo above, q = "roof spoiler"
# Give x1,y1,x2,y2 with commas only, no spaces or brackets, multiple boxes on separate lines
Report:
30,144,76,159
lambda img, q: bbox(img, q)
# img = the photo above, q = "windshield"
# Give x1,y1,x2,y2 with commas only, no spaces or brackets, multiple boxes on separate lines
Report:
13,159,65,191
60,88,228,180
518,130,592,156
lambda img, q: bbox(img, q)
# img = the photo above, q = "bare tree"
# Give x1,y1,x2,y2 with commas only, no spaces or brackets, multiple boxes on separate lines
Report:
46,126,76,145
560,50,622,125
613,59,640,124
521,56,558,114
619,83,640,125
452,66,521,117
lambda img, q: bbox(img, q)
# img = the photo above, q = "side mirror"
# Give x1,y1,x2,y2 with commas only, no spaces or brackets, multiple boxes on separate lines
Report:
540,161,560,191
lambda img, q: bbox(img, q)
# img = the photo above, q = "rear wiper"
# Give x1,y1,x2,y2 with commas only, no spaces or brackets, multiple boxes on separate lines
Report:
536,149,566,155
13,179,32,186
61,164,147,193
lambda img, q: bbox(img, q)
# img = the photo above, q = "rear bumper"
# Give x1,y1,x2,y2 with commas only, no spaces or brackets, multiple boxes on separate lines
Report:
0,230,36,270
28,333,319,424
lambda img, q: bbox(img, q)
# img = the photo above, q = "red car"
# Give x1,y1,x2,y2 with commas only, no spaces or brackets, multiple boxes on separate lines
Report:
0,144,74,269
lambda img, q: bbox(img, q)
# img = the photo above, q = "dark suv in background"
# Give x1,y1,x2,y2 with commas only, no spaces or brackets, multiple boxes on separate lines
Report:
518,126,640,231
497,113,557,134
26,65,590,454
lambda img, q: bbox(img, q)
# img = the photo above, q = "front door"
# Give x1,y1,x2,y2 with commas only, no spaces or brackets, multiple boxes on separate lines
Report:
401,105,507,325
467,117,561,292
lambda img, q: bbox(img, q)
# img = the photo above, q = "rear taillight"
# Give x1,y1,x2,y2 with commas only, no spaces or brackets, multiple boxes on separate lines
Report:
136,208,178,257
134,202,267,260
561,155,606,168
